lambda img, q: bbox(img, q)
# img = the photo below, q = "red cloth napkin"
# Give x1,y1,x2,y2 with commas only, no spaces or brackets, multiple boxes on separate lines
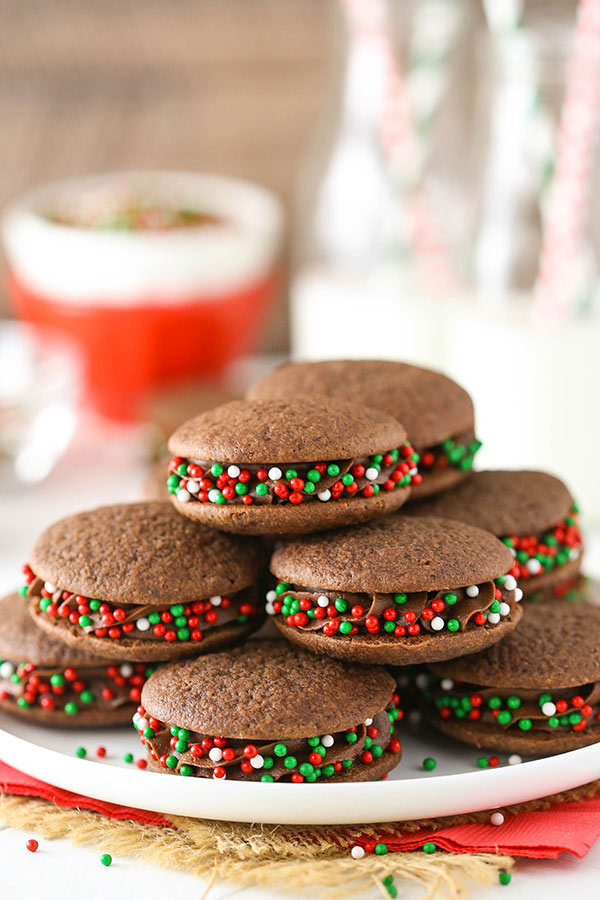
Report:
2,758,600,858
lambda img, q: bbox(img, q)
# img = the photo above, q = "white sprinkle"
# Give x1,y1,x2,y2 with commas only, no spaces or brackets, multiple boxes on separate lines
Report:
318,490,331,502
119,663,134,678
409,467,418,476
365,467,379,481
503,575,517,591
351,846,365,859
265,602,276,616
317,595,329,608
364,717,373,726
415,673,429,690
0,661,15,679
208,489,221,503
570,547,580,560
137,717,148,731
250,754,264,769
491,812,505,826
268,467,282,481
431,616,445,632
514,588,523,602
186,480,200,494
508,754,522,766
209,596,222,607
542,702,556,717
499,602,511,617
527,558,542,575
213,769,226,780
176,489,191,503
44,582,57,594
510,547,517,557
209,747,223,762
321,734,334,748
266,590,277,603
132,712,140,724
466,585,479,597
227,465,241,478
487,612,501,625
409,709,422,725
441,678,454,691
136,617,150,632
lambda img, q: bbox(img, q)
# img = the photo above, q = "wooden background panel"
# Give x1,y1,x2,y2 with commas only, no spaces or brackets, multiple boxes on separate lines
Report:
0,0,335,349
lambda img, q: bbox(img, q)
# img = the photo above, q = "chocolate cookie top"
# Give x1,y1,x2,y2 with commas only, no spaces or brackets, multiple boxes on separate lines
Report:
271,515,513,594
141,638,395,738
408,470,574,535
430,600,600,689
168,398,407,464
0,593,109,667
248,360,474,447
30,502,265,604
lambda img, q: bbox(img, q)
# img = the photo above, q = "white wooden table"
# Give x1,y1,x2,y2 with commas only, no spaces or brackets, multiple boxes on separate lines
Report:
1,421,598,899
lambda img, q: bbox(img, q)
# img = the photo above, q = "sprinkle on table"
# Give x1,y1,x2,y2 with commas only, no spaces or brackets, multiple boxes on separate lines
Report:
499,870,512,885
75,746,86,759
100,853,112,867
123,752,134,764
26,839,38,853
422,757,437,771
96,746,107,758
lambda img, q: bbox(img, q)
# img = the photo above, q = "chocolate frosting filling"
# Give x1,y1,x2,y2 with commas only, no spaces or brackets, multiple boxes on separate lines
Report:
135,700,400,781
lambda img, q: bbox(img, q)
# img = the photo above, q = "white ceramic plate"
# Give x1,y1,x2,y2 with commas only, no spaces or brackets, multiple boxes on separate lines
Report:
1,711,599,825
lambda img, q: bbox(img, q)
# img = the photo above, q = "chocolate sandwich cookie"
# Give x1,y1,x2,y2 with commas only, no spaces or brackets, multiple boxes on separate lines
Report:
167,398,418,534
267,516,522,665
248,360,480,499
133,639,403,782
0,593,157,726
23,502,265,662
406,470,582,599
421,600,600,755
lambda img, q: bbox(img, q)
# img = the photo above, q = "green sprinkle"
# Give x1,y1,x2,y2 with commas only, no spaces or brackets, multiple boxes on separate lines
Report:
261,774,274,782
488,696,502,709
334,597,348,613
75,747,86,758
18,585,28,598
285,469,298,480
372,454,383,464
149,612,161,625
275,582,290,595
177,628,190,642
16,697,29,708
170,604,184,617
210,463,223,477
123,752,134,763
339,621,353,634
548,717,559,728
507,696,521,709
477,756,489,768
165,755,177,769
307,736,320,747
327,464,340,477
143,726,155,738
394,593,407,604
89,598,101,609
447,619,460,631
180,765,193,776
176,464,187,476
256,483,268,496
444,592,457,605
346,731,358,743
274,743,287,757
422,842,436,854
322,764,335,777
100,854,112,867
341,473,354,486
263,756,274,769
78,615,92,628
79,690,93,704
518,718,532,731
364,736,372,749
372,744,383,758
299,763,314,776
374,842,388,855
283,756,297,769
64,702,78,715
174,616,187,628
39,598,50,612
307,469,321,483
499,871,512,886
423,757,437,771
304,482,315,493
383,621,395,633
235,483,248,496
175,740,188,753
497,711,512,725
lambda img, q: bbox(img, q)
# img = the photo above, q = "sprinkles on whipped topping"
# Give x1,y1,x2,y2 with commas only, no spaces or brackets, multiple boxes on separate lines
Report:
266,575,519,639
167,444,420,507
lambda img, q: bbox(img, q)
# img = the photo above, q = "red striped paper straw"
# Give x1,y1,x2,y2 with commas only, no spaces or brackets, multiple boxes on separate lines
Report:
533,0,600,323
